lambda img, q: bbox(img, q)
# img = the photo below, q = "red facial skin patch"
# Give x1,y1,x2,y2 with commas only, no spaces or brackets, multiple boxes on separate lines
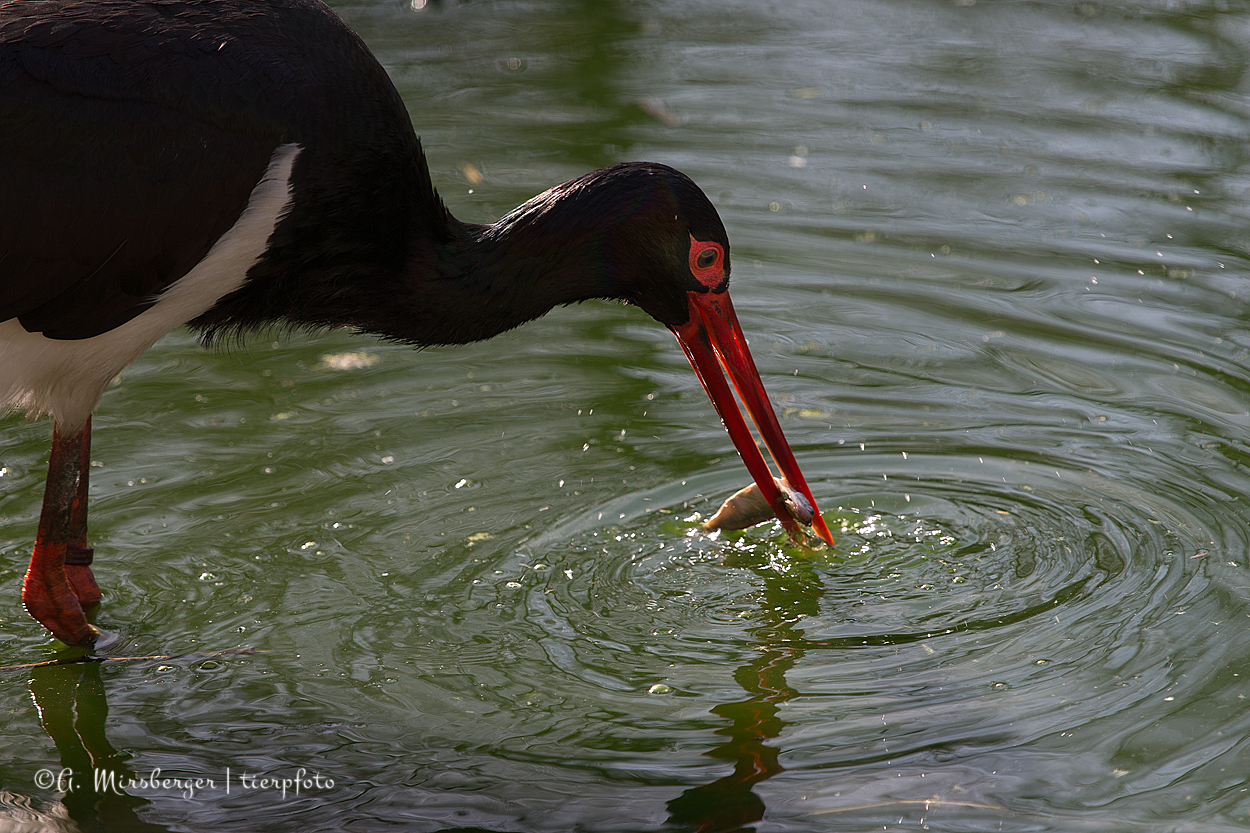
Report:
688,235,725,288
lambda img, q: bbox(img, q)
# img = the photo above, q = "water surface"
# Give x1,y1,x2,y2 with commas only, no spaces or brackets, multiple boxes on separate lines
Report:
4,0,1250,830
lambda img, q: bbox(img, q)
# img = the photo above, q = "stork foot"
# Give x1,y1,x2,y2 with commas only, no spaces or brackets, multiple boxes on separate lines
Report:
23,547,101,647
23,418,101,646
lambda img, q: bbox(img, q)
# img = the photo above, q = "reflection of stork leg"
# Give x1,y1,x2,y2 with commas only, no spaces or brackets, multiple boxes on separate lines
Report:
29,661,164,831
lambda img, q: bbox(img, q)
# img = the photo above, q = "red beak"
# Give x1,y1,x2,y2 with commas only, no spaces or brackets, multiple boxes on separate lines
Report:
670,290,835,546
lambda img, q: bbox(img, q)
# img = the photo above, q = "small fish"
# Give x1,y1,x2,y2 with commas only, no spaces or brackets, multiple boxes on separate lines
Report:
703,477,814,532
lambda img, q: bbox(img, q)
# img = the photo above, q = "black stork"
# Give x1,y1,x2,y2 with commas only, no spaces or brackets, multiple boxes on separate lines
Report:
0,0,834,647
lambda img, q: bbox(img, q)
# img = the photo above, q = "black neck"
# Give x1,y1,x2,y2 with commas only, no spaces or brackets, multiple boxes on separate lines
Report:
396,202,618,346
189,144,698,348
193,158,625,347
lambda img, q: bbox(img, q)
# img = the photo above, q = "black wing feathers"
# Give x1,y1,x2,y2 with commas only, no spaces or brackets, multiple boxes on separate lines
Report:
0,0,449,340
0,1,285,338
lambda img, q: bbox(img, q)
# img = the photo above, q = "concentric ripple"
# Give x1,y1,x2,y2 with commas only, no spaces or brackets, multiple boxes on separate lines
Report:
439,445,1250,828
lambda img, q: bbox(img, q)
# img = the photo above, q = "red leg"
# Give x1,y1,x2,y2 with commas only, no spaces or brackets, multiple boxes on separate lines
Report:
64,417,101,607
22,420,100,646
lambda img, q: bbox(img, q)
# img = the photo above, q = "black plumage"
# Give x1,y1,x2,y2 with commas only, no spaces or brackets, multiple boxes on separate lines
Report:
1,0,829,646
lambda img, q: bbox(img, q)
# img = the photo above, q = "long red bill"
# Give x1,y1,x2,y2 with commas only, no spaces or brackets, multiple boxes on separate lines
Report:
670,290,835,546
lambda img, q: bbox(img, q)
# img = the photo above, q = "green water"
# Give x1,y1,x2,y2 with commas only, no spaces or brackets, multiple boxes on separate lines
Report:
5,0,1250,830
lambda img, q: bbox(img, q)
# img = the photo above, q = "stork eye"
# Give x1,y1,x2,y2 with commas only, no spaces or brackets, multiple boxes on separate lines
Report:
696,248,717,269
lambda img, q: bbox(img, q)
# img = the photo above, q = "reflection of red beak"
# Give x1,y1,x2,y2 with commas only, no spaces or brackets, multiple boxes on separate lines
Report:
670,290,835,546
